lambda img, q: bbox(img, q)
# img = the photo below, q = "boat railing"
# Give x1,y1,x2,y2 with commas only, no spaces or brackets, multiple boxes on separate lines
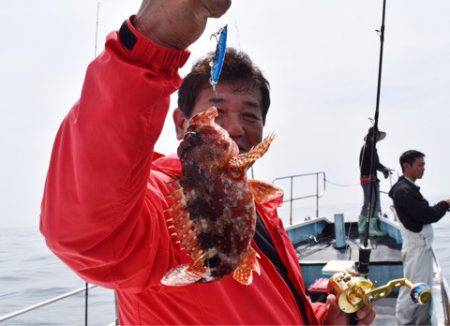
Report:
0,283,96,324
432,250,450,325
272,172,326,225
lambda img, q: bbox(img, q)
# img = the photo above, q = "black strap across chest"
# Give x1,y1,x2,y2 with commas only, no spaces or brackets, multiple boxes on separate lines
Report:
253,213,310,323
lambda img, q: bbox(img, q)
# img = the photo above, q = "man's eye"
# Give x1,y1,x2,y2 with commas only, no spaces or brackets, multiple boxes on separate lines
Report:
243,113,259,122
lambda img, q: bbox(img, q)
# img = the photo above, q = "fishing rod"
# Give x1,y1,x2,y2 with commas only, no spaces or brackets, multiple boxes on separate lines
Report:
357,0,388,277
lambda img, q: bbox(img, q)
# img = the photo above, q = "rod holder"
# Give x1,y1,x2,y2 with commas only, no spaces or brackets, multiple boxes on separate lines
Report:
334,214,346,249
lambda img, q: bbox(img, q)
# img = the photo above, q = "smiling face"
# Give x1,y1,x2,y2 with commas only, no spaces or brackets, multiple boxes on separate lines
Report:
174,82,264,153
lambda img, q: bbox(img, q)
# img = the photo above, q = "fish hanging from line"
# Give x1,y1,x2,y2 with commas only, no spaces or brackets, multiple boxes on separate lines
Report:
161,107,281,286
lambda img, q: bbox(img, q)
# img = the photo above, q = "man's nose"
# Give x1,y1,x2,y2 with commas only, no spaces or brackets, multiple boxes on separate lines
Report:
220,116,245,137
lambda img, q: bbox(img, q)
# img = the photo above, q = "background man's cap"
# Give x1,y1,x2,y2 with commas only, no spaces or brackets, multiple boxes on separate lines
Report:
365,126,386,141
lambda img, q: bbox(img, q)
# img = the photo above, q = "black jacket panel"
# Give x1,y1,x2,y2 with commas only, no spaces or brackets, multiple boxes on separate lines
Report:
359,143,387,177
389,177,449,232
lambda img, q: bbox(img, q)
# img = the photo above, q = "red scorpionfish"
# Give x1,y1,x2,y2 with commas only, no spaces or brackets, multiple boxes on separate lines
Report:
161,107,281,286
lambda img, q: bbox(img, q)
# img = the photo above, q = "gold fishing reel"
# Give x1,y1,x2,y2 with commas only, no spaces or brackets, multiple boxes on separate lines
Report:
327,271,432,313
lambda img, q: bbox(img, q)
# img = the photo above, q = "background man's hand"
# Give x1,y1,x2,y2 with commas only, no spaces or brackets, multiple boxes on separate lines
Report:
446,199,450,206
382,169,390,179
323,294,376,325
134,0,232,49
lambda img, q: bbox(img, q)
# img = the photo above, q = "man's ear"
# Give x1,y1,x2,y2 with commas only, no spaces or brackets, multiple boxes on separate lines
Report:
173,108,188,140
402,162,410,172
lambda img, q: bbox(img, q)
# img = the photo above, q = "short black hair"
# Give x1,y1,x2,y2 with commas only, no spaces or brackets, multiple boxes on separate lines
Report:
178,48,270,124
399,150,425,172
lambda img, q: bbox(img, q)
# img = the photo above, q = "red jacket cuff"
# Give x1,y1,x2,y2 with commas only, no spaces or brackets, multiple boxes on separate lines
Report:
119,16,190,76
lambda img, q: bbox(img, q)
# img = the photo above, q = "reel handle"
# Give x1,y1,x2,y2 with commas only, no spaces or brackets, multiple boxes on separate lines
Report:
328,272,432,314
364,279,431,306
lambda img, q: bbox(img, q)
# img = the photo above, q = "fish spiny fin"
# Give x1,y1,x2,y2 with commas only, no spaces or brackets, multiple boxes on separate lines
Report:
164,185,200,255
170,211,201,255
166,187,184,201
165,179,181,189
248,180,284,204
165,192,203,259
233,247,261,286
228,133,276,170
164,200,187,213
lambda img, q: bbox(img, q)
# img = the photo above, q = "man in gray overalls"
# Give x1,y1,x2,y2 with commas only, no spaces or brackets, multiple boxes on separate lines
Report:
389,150,450,325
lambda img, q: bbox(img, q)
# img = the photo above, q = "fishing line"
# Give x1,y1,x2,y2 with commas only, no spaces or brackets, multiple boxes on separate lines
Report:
230,16,242,52
94,1,101,58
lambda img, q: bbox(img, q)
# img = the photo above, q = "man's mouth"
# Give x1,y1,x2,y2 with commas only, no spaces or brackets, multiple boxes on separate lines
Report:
231,139,248,153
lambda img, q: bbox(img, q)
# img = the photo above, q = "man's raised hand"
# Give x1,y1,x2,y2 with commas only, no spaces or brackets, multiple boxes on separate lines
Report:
135,0,232,50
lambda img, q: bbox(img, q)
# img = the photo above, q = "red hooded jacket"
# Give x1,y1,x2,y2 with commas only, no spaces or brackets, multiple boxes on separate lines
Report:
40,18,326,325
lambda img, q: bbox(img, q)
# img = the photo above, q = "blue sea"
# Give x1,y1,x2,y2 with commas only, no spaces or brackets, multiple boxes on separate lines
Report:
1,203,449,325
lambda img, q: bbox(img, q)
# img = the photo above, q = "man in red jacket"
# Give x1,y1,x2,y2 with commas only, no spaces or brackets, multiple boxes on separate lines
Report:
40,0,375,324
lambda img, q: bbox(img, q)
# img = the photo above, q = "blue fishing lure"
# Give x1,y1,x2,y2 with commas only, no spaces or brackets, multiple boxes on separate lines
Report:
210,25,228,87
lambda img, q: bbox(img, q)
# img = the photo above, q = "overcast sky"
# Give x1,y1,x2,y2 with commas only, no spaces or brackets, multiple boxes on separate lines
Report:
1,0,449,228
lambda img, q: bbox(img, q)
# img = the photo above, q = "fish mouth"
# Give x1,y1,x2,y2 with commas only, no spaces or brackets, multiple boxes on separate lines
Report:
190,107,218,125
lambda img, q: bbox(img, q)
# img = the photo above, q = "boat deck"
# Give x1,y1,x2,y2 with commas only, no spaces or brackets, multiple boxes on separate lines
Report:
295,222,402,263
292,221,402,324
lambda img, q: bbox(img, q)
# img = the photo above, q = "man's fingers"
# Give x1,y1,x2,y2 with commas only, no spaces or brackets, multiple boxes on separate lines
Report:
199,0,232,18
355,305,370,320
358,309,375,325
135,0,231,49
323,294,350,325
356,305,376,325
325,294,341,320
326,294,340,315
137,0,151,16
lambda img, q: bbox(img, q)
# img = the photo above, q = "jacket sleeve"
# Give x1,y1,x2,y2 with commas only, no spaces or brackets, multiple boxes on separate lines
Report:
39,18,189,291
376,162,387,172
359,147,364,172
311,302,328,325
375,152,388,172
394,189,449,224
